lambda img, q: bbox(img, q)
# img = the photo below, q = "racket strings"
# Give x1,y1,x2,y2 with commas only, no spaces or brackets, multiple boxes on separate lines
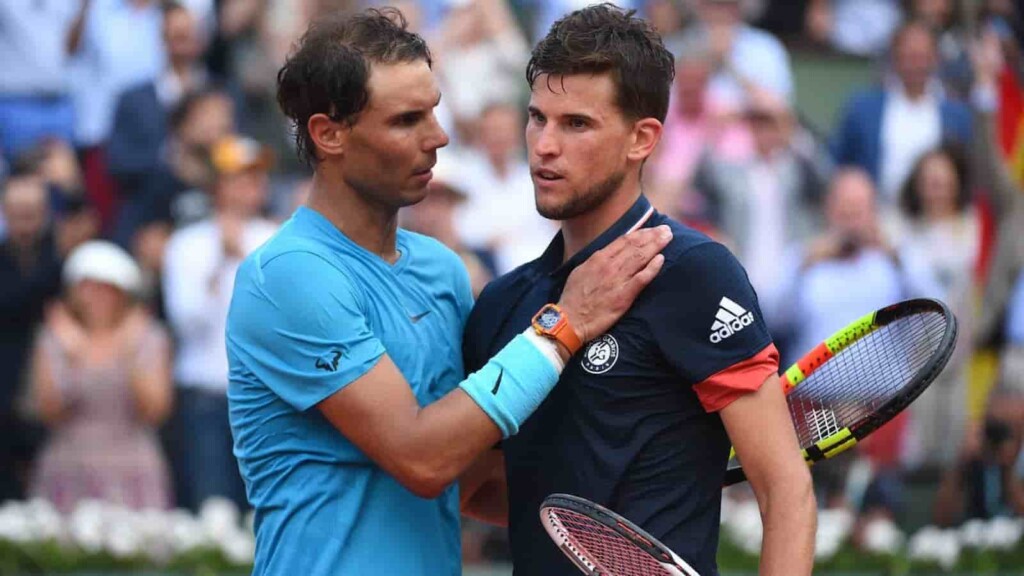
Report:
788,311,949,448
549,509,676,576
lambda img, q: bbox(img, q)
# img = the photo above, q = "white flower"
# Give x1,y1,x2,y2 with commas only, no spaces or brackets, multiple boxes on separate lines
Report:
169,509,206,553
0,502,33,544
219,530,256,565
200,497,240,543
69,500,106,553
861,516,905,555
910,527,960,570
24,498,62,542
959,518,986,548
982,516,1024,551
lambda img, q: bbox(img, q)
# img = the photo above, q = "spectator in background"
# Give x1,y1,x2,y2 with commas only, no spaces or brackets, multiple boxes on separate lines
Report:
452,101,556,274
0,0,88,160
772,168,940,363
29,240,173,514
0,176,65,502
692,91,827,320
677,0,794,109
108,2,212,198
907,0,973,100
162,135,277,512
433,0,531,140
832,21,972,204
972,28,1024,440
646,49,754,218
116,88,236,331
643,0,693,56
68,0,167,234
400,157,494,297
804,0,902,57
888,145,980,465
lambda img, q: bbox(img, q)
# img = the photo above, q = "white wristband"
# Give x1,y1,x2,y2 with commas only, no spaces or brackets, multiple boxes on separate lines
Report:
522,328,567,372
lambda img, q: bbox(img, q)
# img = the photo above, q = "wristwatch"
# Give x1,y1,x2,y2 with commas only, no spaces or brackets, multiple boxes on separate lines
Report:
531,304,583,356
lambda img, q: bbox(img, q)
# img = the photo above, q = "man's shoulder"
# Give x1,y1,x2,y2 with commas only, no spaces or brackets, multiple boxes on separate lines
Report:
652,215,720,265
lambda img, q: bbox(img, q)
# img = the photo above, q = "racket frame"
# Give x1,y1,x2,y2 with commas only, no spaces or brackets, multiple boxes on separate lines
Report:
540,493,701,576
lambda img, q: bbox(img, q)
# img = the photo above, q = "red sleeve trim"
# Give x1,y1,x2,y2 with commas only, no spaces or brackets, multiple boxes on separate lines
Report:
693,343,780,413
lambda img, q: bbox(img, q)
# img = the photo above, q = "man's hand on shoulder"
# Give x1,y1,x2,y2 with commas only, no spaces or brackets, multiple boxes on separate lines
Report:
559,225,672,343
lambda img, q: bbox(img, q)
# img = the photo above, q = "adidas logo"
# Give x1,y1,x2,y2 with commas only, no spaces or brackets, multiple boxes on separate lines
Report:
709,297,754,343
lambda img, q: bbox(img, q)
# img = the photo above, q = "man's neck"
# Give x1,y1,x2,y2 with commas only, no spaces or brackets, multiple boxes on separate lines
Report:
306,169,401,264
561,179,643,262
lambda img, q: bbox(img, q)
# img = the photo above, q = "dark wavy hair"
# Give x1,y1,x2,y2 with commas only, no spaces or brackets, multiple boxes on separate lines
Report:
526,3,676,123
899,144,971,219
276,8,431,167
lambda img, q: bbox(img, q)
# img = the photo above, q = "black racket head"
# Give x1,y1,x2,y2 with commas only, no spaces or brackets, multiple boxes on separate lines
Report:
539,494,699,576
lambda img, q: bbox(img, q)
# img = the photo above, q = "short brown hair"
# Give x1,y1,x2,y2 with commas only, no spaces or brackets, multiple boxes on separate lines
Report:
527,3,675,123
276,8,431,167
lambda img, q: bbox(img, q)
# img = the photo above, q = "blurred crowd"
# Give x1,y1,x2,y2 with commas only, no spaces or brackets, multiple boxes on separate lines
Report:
2,0,1024,566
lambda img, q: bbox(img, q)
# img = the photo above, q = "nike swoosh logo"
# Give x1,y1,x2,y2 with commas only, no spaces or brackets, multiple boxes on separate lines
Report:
491,369,503,395
410,311,431,323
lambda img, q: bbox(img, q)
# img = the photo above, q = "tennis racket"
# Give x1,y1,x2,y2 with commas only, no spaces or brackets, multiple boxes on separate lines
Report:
723,297,958,485
540,493,701,576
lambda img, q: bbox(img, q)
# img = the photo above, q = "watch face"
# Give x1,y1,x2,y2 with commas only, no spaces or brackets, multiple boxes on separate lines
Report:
538,308,561,330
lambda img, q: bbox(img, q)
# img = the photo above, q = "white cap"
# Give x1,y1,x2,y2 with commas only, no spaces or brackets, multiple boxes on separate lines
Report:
63,240,143,295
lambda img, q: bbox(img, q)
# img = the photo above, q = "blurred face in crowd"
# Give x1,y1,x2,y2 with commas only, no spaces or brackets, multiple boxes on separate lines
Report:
217,168,268,218
893,25,938,95
335,61,449,209
70,279,129,331
2,177,49,249
826,170,878,244
527,73,646,220
646,0,686,35
164,7,203,67
477,104,523,163
911,0,954,28
179,93,235,149
748,107,789,158
699,0,741,28
915,151,960,218
674,57,711,117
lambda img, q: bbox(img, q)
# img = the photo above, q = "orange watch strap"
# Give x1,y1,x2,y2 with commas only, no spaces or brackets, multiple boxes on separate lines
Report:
554,319,583,356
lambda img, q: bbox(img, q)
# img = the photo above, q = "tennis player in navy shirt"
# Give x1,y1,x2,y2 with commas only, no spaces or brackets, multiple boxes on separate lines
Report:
462,5,816,575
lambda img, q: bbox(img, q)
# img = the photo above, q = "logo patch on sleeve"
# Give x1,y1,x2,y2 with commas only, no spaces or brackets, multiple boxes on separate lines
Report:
315,350,342,372
709,297,754,343
581,334,619,374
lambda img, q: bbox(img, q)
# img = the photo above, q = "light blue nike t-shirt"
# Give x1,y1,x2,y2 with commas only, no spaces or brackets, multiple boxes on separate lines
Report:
226,206,473,575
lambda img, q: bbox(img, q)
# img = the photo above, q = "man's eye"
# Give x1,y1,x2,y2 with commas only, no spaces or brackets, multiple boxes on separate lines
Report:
569,118,587,129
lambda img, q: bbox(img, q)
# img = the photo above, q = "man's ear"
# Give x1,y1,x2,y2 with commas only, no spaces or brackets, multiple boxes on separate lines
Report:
308,113,346,159
627,118,663,163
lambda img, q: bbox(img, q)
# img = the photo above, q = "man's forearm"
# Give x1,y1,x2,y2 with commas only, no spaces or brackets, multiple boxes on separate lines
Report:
758,479,816,576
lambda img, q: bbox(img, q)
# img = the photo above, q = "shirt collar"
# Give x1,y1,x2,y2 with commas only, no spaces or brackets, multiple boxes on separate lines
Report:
536,194,656,278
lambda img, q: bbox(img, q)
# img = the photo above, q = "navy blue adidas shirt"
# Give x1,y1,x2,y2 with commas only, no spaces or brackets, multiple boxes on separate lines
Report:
462,195,779,576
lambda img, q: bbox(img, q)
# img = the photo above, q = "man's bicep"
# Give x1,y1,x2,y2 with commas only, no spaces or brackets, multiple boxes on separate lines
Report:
229,253,385,411
720,374,806,488
316,353,421,467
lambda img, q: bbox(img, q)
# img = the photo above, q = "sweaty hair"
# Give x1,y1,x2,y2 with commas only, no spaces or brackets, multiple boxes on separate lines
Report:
276,8,432,167
526,3,675,123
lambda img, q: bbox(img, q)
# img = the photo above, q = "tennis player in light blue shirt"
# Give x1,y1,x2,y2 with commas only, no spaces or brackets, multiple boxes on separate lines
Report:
227,207,470,574
224,8,670,576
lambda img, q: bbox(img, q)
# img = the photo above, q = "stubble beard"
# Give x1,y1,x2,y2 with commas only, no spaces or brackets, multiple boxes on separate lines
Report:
536,169,626,221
